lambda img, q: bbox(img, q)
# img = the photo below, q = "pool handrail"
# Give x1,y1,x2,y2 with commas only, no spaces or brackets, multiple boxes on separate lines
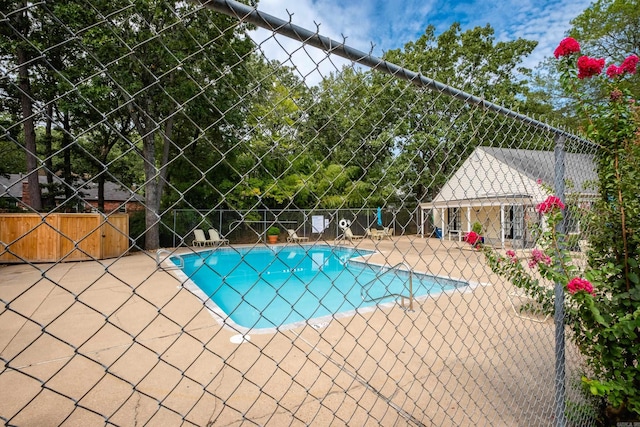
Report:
360,261,414,311
156,249,184,270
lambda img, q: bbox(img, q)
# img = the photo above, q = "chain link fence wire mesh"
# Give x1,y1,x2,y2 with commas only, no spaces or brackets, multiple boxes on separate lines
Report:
1,0,604,425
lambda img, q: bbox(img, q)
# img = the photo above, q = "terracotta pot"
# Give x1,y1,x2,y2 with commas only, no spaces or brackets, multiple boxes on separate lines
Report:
267,235,278,244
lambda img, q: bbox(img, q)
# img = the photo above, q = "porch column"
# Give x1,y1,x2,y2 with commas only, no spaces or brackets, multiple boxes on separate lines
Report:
500,204,505,249
440,208,445,240
466,207,471,232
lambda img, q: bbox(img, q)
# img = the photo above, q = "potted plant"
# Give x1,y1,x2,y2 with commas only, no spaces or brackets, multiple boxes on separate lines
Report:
267,226,280,244
472,221,485,243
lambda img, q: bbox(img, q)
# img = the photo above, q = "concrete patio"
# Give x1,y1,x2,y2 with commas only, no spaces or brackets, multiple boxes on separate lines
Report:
1,236,582,426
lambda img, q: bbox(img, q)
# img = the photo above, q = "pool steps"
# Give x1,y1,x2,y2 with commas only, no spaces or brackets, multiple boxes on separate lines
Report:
360,261,414,312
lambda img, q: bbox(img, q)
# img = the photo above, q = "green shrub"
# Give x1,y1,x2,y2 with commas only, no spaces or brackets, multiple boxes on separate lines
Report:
267,226,280,236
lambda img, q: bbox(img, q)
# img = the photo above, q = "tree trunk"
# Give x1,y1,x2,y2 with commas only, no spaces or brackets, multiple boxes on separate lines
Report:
141,116,175,250
98,173,105,213
44,104,55,209
17,43,42,211
96,128,120,213
143,131,160,250
62,110,73,201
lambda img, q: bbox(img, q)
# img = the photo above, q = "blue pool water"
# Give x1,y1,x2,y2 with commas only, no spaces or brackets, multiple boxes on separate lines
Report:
172,245,467,330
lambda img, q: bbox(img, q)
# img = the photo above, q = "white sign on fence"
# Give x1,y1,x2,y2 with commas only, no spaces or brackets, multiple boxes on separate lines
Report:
312,215,326,233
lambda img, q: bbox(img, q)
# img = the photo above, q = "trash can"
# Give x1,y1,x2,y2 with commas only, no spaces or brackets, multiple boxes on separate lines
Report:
434,227,442,239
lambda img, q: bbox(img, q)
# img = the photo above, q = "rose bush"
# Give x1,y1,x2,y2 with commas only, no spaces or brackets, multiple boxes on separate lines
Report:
535,195,565,215
567,277,595,295
480,38,640,419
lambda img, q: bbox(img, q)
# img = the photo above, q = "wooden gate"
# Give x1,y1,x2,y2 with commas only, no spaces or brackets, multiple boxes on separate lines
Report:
0,213,129,263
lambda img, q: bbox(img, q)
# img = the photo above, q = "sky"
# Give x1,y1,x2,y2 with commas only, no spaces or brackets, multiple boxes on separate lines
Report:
250,0,594,84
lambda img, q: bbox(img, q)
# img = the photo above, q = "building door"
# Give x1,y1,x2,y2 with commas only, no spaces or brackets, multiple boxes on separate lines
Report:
504,206,513,239
503,205,524,240
512,205,525,241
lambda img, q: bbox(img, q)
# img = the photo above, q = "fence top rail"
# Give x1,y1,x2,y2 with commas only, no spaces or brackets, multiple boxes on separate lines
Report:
197,0,594,147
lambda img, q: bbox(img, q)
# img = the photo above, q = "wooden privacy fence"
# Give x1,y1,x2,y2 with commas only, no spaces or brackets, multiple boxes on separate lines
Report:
0,213,129,263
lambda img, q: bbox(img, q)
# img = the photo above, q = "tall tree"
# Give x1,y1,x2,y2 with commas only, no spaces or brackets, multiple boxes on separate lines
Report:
233,60,315,209
0,114,26,177
304,67,397,172
381,23,539,201
75,0,255,249
569,0,640,59
1,1,43,210
299,67,401,208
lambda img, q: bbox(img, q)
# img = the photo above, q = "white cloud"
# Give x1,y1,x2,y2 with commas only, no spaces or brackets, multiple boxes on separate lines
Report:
478,0,592,68
249,0,364,85
250,0,593,84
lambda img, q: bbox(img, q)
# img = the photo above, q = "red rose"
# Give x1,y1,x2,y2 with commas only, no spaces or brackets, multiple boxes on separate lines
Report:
567,277,595,295
621,55,639,74
553,37,581,59
606,64,623,79
606,56,638,79
536,195,565,214
577,56,605,79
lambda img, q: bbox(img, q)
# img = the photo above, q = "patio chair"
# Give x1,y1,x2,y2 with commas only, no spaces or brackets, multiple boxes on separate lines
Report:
382,227,394,240
286,229,309,243
208,229,229,245
344,227,365,243
193,229,215,247
366,228,382,240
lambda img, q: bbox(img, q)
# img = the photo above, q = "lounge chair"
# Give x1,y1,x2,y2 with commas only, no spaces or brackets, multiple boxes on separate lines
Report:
381,227,394,240
286,229,309,243
344,227,364,243
366,228,382,241
193,229,215,247
208,229,229,245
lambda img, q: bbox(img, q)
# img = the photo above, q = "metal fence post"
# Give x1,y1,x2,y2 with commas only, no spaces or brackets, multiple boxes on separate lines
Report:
173,209,177,248
554,134,567,427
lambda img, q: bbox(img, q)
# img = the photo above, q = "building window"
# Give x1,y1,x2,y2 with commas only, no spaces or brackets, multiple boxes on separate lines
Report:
447,207,460,231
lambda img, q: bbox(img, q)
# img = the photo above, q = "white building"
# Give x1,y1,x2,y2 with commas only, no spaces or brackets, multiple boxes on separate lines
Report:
419,147,597,248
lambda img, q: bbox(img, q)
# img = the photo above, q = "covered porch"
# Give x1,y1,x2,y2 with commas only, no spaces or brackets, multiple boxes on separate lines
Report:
419,195,540,249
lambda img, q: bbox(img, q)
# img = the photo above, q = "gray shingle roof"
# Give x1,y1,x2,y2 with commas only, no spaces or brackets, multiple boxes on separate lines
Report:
0,174,143,202
481,147,598,195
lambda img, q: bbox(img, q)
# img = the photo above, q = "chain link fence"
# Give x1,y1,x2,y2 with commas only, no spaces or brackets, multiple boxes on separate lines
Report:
166,208,416,247
1,0,604,425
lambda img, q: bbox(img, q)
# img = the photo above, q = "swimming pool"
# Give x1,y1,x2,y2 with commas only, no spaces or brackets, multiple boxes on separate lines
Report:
172,245,467,331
